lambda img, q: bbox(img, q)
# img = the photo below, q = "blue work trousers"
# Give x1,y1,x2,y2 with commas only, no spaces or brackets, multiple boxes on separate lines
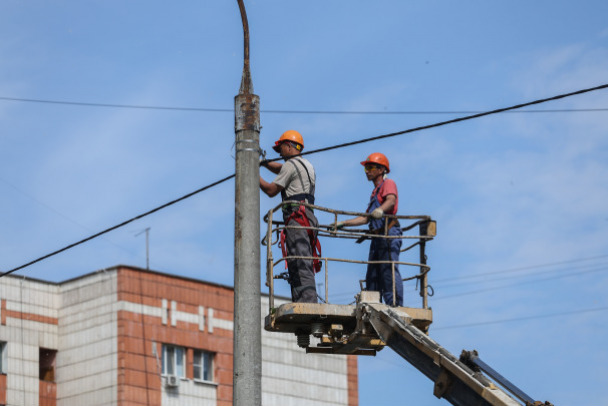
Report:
366,226,403,306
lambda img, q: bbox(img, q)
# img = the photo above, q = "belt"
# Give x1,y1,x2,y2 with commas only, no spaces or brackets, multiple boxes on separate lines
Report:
355,219,400,244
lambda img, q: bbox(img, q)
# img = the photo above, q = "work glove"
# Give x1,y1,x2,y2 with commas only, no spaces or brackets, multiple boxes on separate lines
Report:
331,221,345,232
371,208,384,219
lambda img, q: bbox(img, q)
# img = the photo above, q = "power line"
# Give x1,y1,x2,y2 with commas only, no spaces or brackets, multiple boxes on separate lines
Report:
365,306,608,369
433,305,608,330
329,257,608,305
2,83,607,277
0,176,140,258
432,254,608,284
0,173,235,278
296,83,608,159
1,95,608,115
431,265,608,301
0,97,231,113
325,255,608,299
330,265,605,304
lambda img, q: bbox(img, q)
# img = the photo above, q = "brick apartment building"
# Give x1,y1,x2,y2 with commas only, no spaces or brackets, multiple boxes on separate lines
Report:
0,265,358,405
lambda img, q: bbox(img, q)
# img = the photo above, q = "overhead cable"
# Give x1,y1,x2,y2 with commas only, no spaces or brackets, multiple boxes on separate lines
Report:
0,176,139,257
329,259,608,303
433,305,608,330
432,253,608,284
295,83,608,159
2,83,607,278
431,264,608,301
1,95,607,115
0,174,235,278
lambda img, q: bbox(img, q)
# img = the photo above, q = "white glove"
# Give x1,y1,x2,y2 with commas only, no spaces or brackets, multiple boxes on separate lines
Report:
371,208,384,219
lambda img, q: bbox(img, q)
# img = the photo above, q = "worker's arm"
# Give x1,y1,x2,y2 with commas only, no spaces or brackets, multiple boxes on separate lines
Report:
340,216,369,227
369,193,396,219
260,177,283,197
379,194,396,214
337,194,397,228
260,160,282,174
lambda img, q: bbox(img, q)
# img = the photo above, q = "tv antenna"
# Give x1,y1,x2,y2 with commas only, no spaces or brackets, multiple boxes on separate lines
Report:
134,227,150,269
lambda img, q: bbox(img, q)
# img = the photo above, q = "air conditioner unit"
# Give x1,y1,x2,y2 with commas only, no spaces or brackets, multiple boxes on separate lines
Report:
166,375,180,387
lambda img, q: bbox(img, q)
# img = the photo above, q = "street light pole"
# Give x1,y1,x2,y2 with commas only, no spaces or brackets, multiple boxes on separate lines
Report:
233,1,261,405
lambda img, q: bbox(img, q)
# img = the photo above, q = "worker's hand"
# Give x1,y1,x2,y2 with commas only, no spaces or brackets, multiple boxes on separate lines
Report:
331,221,345,232
371,208,384,219
259,159,269,167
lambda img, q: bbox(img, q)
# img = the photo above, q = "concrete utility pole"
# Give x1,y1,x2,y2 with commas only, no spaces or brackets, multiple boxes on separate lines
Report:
233,0,261,405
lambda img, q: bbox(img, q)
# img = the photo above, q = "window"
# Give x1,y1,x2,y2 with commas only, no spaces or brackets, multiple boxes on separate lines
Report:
39,348,57,382
161,345,185,377
0,342,6,374
193,350,213,382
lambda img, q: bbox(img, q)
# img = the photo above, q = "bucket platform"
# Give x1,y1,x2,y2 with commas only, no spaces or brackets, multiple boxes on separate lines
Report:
262,202,436,355
265,292,433,355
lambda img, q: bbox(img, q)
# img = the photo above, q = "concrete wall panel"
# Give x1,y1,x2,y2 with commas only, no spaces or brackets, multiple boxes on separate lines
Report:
0,269,357,406
161,379,217,406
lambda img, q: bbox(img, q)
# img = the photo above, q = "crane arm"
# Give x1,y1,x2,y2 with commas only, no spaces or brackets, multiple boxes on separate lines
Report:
363,304,552,406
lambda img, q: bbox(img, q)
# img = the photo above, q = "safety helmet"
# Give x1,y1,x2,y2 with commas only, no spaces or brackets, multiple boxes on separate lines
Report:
273,130,304,152
360,152,390,173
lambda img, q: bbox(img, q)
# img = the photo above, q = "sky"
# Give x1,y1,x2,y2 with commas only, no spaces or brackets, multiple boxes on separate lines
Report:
1,1,608,405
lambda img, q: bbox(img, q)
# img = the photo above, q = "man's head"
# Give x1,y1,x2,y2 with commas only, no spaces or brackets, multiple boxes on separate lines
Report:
273,130,304,159
361,152,390,180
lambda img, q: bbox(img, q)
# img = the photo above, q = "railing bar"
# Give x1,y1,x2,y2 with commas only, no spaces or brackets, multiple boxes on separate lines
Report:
263,200,431,223
272,256,427,267
277,228,431,240
267,209,274,310
263,204,434,310
400,241,421,253
392,262,396,306
325,258,329,304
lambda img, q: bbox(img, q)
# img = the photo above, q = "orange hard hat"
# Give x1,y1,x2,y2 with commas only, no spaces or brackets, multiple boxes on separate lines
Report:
273,130,304,152
360,152,390,173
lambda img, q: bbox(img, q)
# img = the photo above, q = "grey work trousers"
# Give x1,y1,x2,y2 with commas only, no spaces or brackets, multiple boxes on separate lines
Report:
283,208,318,303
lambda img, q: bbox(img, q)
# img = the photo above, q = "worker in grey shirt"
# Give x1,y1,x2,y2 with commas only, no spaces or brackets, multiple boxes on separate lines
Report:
260,130,319,303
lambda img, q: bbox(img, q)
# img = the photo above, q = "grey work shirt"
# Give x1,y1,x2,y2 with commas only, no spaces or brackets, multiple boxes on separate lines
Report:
273,156,316,199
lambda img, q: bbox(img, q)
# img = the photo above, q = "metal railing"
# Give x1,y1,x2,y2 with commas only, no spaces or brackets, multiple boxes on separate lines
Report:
262,201,436,310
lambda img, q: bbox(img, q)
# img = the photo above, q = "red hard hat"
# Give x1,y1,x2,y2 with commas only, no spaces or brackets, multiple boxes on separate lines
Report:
273,130,304,152
360,152,390,173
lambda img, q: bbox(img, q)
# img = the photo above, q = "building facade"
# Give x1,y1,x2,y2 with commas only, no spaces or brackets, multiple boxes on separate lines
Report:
0,266,358,406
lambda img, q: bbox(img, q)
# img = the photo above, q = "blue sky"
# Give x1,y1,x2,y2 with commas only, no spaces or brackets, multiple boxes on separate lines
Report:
1,1,608,405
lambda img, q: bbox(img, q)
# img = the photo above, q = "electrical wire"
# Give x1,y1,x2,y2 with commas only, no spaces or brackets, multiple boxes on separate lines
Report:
363,303,608,369
0,173,235,278
2,83,607,278
0,176,141,258
431,264,608,301
433,260,608,290
433,305,608,330
321,257,608,309
1,96,608,115
328,255,608,301
432,254,608,285
294,83,608,160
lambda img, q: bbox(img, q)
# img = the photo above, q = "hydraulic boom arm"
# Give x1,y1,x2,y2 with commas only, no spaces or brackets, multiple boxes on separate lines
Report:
362,303,553,406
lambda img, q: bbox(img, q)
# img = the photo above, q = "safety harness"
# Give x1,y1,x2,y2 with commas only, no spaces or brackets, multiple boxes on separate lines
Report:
278,157,322,273
367,180,400,231
353,180,400,244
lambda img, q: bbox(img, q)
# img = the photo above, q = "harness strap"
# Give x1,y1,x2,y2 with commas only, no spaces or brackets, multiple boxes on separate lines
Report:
292,157,315,197
285,193,315,205
279,230,288,270
279,205,322,273
366,180,385,212
281,157,316,205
